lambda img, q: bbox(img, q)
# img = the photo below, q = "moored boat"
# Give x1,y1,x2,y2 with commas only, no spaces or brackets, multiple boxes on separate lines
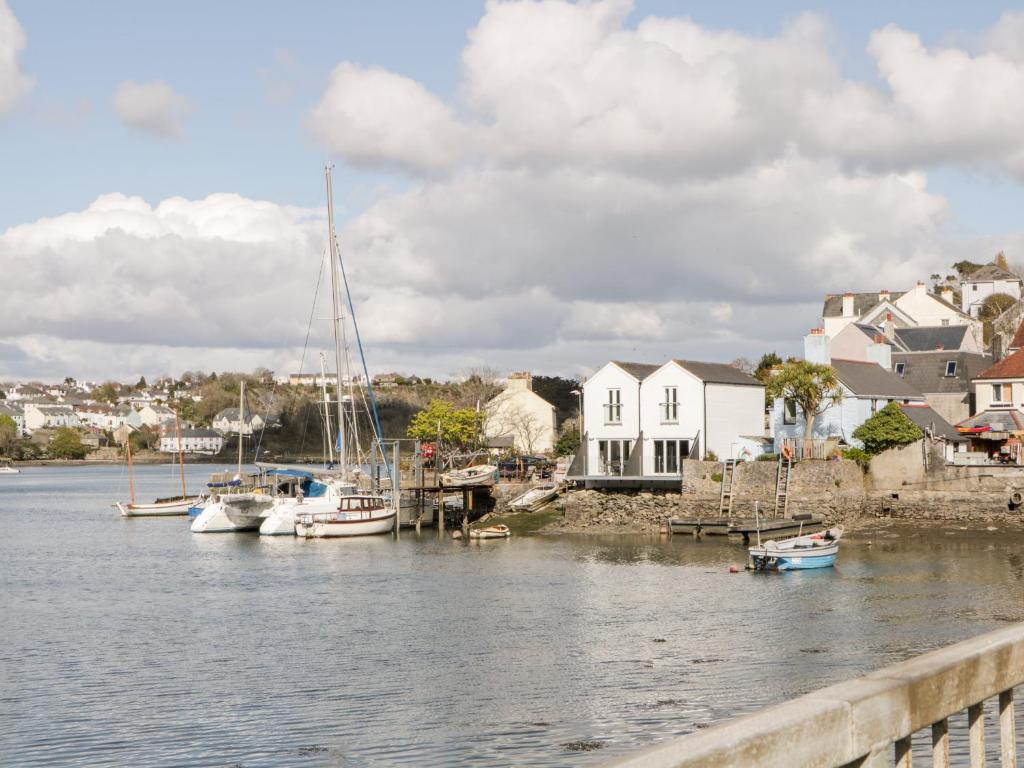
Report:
295,492,396,538
509,482,560,511
748,526,844,571
469,524,511,540
442,464,497,488
118,495,198,517
0,464,20,474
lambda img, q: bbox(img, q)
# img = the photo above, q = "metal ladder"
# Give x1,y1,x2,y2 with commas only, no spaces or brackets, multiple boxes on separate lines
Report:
718,459,736,515
774,455,792,518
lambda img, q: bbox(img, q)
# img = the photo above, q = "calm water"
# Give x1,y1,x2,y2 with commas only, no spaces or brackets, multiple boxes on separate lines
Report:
3,465,1024,767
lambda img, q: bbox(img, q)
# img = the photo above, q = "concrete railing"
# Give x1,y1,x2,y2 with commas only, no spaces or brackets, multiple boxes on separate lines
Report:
606,623,1024,767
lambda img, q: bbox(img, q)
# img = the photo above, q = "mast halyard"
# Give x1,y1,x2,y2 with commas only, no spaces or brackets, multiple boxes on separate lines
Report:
319,351,334,466
237,380,245,476
325,164,348,475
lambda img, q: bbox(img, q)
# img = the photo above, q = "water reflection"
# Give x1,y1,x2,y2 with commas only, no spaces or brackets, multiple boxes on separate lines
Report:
2,467,1024,766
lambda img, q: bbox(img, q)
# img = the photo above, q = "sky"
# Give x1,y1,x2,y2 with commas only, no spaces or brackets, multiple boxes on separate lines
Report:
3,0,1024,383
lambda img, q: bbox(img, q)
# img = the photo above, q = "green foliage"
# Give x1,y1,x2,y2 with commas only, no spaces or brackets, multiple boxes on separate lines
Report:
93,382,120,404
996,251,1010,271
705,450,718,462
842,447,872,471
135,376,148,389
754,352,783,383
952,260,984,278
710,472,723,482
979,292,1018,345
766,360,843,435
553,428,581,457
756,452,779,462
407,400,482,451
851,403,923,455
49,427,88,459
0,414,17,454
129,425,158,452
531,375,583,425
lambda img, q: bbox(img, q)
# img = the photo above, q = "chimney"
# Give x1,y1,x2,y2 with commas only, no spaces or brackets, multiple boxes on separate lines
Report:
883,312,894,341
804,328,830,364
842,292,854,318
915,280,927,295
507,371,532,391
940,287,954,304
878,289,890,302
867,334,892,370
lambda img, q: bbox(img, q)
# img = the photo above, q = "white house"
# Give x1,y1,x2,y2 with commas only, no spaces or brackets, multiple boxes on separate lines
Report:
159,428,224,455
212,408,264,436
138,404,176,428
960,262,1023,318
482,372,558,454
572,359,765,485
5,384,45,402
822,283,980,341
23,403,82,433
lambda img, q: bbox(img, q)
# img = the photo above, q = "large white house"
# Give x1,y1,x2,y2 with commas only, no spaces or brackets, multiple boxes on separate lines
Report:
822,282,980,342
482,372,558,454
212,408,264,436
138,404,176,428
159,428,224,455
960,262,1023,318
570,359,765,485
23,403,82,433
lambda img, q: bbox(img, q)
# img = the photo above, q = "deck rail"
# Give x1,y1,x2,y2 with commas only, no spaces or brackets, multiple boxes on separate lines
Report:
778,437,840,460
605,622,1024,767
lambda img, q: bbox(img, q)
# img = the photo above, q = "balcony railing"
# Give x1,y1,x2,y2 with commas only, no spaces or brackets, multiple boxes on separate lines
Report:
604,622,1024,768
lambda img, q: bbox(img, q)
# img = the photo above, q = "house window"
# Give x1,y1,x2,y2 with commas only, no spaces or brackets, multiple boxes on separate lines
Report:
604,389,622,424
993,384,1004,403
871,399,878,414
941,319,950,326
598,439,631,474
973,284,978,291
653,439,690,473
661,387,678,423
945,361,957,377
783,398,797,425
894,362,906,377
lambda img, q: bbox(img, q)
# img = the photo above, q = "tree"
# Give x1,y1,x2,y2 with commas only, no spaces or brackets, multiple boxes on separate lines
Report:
852,403,923,455
49,427,88,459
754,352,783,383
766,360,843,437
731,357,754,375
952,260,984,278
136,376,148,389
407,400,482,452
554,428,581,457
93,382,120,404
996,251,1010,272
979,292,1017,345
0,414,17,455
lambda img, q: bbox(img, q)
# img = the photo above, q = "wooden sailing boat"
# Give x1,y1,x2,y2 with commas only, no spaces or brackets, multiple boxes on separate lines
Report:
116,411,199,517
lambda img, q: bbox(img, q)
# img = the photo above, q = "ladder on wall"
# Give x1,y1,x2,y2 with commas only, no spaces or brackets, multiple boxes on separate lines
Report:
718,459,736,515
774,455,792,518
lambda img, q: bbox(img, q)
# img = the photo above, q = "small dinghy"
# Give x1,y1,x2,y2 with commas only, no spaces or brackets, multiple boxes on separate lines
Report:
0,464,20,474
510,482,559,511
748,526,843,571
469,524,511,540
442,464,497,488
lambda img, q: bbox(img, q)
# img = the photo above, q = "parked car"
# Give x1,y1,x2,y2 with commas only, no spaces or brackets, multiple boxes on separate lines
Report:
498,455,554,479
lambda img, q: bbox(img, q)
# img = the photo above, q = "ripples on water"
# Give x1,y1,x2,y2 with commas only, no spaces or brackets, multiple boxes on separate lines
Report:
2,466,1024,766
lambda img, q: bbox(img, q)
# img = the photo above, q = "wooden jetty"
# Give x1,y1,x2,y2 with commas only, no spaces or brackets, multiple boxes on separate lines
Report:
668,513,824,543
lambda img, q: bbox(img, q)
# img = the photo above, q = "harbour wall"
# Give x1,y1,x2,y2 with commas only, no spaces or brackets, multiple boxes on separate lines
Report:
558,441,1024,532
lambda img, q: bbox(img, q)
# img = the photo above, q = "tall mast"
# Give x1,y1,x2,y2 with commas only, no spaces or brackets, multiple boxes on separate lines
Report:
237,380,245,475
319,351,334,465
325,164,348,472
126,437,135,505
175,410,186,498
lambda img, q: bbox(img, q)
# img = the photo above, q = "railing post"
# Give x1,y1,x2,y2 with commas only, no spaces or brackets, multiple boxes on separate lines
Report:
933,718,950,768
968,702,985,767
895,736,913,768
999,689,1017,768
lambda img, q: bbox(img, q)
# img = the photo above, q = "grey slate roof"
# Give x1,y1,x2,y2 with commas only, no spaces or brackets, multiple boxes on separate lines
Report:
831,359,924,399
893,325,969,352
897,404,964,442
822,292,903,318
177,428,222,438
673,360,762,386
956,409,1024,432
890,351,991,394
214,408,256,421
851,323,902,348
965,264,1020,282
611,361,659,381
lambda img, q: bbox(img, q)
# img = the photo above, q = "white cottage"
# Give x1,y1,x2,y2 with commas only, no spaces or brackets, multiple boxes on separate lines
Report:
483,372,558,454
571,359,765,486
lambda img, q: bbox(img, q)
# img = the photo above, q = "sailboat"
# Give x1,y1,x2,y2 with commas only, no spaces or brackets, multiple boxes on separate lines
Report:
116,412,199,517
266,165,396,538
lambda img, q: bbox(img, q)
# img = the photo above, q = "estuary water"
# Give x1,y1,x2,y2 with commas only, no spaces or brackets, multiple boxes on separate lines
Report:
2,465,1024,767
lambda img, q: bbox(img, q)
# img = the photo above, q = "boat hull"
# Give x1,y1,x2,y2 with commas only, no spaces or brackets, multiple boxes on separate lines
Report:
469,526,511,540
441,465,497,488
295,511,396,538
191,502,259,533
748,527,843,571
748,549,838,570
117,497,198,517
260,507,298,536
221,495,274,528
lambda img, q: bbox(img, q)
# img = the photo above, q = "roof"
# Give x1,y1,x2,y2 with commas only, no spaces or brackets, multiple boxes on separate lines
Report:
830,359,924,399
891,352,992,394
964,263,1020,283
975,348,1024,380
1011,319,1024,351
956,409,1024,433
822,292,904,319
214,408,257,421
176,428,221,438
672,360,762,386
896,404,964,442
611,361,659,381
0,403,22,417
893,325,969,352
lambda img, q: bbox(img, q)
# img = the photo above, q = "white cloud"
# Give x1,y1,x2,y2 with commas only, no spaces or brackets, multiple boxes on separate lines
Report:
113,80,192,139
0,0,33,115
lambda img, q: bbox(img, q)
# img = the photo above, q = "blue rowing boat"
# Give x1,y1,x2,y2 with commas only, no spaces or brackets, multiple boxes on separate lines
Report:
748,526,843,571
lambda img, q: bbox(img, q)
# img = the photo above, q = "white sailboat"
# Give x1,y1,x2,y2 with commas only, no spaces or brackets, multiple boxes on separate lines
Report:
0,464,20,475
269,165,395,538
116,412,199,517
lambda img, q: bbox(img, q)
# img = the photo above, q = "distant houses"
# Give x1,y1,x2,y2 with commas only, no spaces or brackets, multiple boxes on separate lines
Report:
212,408,264,436
159,428,224,455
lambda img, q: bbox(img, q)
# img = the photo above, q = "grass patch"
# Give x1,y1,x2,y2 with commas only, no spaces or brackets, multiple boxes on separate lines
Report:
476,504,564,535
